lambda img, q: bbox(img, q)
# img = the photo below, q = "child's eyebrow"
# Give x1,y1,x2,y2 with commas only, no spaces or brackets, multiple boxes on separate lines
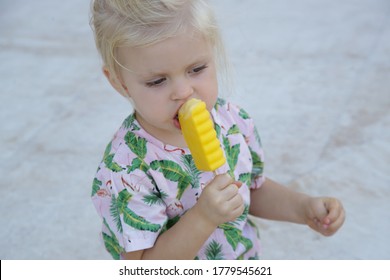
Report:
139,55,212,78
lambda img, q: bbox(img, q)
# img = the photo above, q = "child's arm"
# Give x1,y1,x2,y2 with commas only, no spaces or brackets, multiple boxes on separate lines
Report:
123,174,244,260
249,178,345,236
122,206,216,260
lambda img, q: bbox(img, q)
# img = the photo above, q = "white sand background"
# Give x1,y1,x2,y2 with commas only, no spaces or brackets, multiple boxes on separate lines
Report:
0,0,389,259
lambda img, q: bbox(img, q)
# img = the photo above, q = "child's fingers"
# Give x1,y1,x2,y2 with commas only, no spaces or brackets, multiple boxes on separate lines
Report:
310,197,328,221
323,197,345,223
327,206,346,232
315,197,345,235
221,183,240,200
207,173,234,190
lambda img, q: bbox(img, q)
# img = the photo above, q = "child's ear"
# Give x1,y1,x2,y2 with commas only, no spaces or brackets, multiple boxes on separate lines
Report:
102,66,129,97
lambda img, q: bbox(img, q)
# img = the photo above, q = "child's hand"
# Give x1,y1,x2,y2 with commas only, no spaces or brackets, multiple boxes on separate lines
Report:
194,174,244,227
305,197,345,236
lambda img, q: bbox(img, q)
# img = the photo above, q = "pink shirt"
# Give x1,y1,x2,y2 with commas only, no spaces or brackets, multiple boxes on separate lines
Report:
91,99,265,259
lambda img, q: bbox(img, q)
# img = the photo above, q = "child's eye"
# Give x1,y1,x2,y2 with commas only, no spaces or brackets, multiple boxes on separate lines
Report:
190,65,208,74
146,78,166,87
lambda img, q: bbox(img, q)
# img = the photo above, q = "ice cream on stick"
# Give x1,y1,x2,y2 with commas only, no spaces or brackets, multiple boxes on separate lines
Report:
178,98,226,172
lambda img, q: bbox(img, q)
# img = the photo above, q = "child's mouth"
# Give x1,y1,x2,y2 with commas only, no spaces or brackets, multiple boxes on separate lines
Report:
173,114,181,130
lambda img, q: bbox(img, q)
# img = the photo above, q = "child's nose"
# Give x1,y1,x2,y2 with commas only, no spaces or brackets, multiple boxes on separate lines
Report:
171,78,194,100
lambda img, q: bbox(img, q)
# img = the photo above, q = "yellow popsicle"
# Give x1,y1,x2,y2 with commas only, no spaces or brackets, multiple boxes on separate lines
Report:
178,98,226,171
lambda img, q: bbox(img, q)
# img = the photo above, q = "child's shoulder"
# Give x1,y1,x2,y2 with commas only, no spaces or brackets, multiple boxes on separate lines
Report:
120,113,140,132
214,98,254,131
100,113,147,168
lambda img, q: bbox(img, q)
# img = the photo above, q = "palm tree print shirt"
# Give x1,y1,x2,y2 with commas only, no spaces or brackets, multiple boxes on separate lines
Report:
91,98,265,259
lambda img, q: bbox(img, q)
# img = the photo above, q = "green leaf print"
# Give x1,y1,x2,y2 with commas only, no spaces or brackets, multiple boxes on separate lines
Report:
215,97,226,108
122,207,161,232
115,189,133,212
223,136,240,177
229,144,240,167
181,154,201,189
104,153,124,172
150,160,184,182
102,232,122,260
116,189,161,232
240,236,253,253
143,189,168,206
214,122,222,138
150,160,192,200
219,223,241,250
177,176,192,200
122,114,139,130
205,240,224,260
166,215,180,230
239,108,250,120
102,142,124,172
238,173,251,187
127,157,149,174
227,124,240,135
248,218,261,239
219,222,253,252
160,215,181,235
91,178,102,196
253,125,262,146
249,146,264,180
102,218,124,260
103,141,112,159
125,131,147,159
110,195,123,233
236,205,249,222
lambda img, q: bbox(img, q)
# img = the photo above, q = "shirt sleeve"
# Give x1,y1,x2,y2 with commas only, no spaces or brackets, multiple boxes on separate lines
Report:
91,145,168,258
246,122,266,189
228,102,265,189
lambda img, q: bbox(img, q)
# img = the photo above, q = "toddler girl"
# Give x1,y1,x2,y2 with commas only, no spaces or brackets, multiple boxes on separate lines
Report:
90,0,345,260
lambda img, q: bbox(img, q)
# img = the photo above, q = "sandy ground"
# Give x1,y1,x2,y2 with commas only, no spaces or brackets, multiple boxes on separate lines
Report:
0,0,389,259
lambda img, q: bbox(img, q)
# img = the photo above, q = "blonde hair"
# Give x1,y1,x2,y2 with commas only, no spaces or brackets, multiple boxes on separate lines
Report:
90,0,231,93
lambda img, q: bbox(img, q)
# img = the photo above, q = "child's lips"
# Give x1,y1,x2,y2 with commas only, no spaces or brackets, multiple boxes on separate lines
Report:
173,113,181,130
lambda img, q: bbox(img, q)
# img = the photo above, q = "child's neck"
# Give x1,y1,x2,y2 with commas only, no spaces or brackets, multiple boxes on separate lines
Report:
134,112,188,149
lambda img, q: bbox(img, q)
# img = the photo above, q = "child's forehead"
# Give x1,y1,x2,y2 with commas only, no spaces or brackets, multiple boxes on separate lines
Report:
117,32,214,74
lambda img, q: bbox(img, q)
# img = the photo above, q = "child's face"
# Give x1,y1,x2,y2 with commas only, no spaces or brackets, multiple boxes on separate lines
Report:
112,31,218,147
